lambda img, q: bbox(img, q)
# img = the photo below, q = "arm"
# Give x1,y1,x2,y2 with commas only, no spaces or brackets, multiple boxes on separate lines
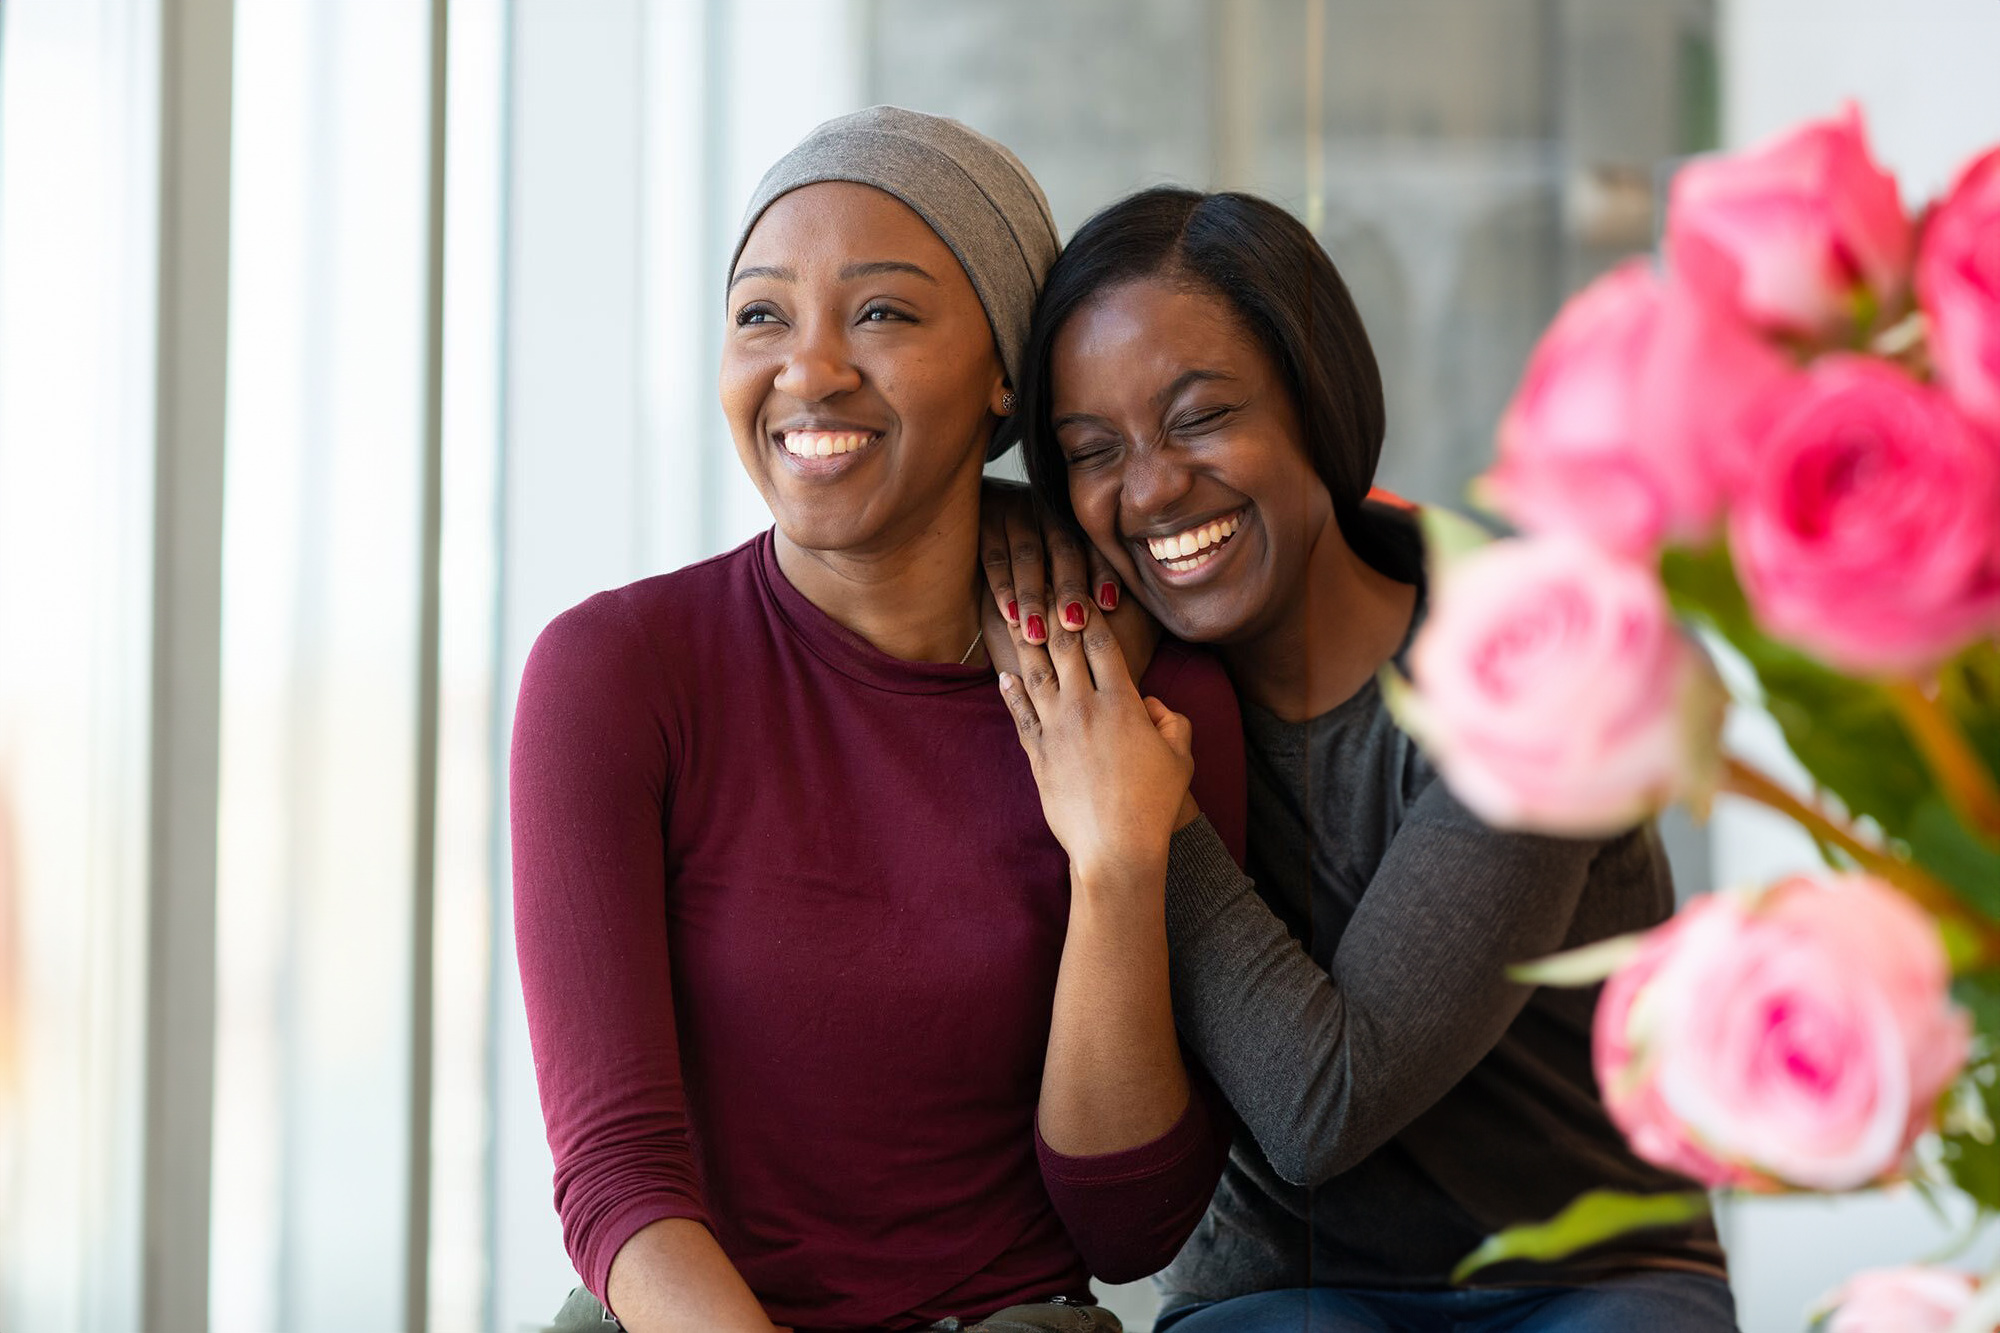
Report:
995,615,1229,1279
996,614,1194,1153
606,1221,784,1333
511,598,780,1333
1162,783,1603,1187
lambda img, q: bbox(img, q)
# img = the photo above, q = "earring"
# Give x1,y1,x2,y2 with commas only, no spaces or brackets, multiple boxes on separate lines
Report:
1001,391,1017,414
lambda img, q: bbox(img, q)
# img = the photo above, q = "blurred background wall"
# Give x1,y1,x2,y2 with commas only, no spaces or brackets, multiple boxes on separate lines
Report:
1,2,1996,1331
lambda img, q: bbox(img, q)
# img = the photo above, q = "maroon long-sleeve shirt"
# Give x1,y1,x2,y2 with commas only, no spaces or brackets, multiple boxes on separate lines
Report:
510,531,1246,1332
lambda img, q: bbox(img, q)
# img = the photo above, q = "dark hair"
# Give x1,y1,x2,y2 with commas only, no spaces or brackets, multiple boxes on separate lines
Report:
1020,187,1388,547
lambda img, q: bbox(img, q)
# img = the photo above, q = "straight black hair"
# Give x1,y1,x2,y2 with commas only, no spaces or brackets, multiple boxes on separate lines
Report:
1020,187,1394,560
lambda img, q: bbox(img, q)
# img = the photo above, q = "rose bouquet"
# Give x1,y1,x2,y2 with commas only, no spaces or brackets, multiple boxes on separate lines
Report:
1383,104,2000,1321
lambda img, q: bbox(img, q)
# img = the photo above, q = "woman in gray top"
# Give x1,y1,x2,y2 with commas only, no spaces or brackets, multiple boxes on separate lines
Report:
987,188,1738,1332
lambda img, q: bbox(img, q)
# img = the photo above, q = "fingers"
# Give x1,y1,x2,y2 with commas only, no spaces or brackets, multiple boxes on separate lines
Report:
1046,524,1096,636
1086,543,1123,613
979,503,1020,630
1004,503,1050,644
1079,614,1137,696
1144,695,1194,760
996,670,1041,740
1006,608,1059,700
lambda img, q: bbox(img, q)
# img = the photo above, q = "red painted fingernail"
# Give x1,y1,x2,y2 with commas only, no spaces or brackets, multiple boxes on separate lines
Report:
1062,602,1086,630
1099,583,1119,611
1005,599,1018,624
1025,614,1046,642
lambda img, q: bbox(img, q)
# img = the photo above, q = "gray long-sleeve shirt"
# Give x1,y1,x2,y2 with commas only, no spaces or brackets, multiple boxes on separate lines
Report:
1155,553,1725,1311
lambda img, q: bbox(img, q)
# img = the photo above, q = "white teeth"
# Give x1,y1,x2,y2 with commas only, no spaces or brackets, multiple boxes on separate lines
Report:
782,431,873,458
1145,513,1243,567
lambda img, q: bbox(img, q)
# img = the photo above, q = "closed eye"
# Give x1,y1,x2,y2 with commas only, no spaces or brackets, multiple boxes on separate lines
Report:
1175,405,1234,432
1064,440,1121,469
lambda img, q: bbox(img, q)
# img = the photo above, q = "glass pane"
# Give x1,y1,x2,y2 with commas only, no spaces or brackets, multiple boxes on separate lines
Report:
429,0,507,1329
211,2,430,1329
0,3,159,1330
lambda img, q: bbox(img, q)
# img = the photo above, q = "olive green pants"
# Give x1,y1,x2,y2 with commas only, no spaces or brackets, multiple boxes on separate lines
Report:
543,1286,1124,1332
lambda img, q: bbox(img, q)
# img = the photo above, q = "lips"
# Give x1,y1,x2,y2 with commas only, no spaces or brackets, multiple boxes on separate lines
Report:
1142,510,1244,574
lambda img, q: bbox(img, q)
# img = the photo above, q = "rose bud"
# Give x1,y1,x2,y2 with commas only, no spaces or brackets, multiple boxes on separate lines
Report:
1819,1266,1980,1333
1667,101,1912,340
1919,146,2000,432
1596,873,1971,1193
1729,355,2000,677
1482,260,1791,556
1388,533,1725,838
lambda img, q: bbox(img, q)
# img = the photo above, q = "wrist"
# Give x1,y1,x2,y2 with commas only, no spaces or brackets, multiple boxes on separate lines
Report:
1070,849,1170,900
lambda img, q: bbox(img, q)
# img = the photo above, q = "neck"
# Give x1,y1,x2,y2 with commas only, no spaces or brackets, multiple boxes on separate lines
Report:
1221,508,1416,723
773,484,987,666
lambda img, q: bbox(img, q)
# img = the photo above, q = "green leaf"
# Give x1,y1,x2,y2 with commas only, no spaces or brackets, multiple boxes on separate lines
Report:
1419,506,1497,577
1953,971,2000,1038
1660,544,1933,839
1940,642,2000,794
1942,975,2000,1210
1908,797,2000,922
1941,1068,2000,1211
1451,1190,1712,1283
1508,932,1647,987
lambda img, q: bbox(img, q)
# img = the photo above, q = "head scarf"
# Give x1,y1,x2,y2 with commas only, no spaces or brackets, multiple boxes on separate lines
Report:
730,106,1060,457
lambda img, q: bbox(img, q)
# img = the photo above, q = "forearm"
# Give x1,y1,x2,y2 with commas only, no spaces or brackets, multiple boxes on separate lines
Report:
1163,812,1596,1184
606,1218,782,1333
1038,856,1190,1155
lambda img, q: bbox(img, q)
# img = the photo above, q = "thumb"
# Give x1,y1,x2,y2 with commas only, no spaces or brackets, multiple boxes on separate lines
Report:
1143,696,1194,757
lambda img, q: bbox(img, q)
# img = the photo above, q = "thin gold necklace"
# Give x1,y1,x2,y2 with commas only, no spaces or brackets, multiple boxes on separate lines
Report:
958,626,985,666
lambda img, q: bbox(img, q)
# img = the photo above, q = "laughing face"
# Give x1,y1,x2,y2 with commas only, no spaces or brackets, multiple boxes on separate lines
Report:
1050,275,1334,645
721,181,1009,557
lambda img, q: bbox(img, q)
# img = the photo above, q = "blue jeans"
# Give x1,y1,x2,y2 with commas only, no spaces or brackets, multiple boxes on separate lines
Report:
1152,1271,1737,1333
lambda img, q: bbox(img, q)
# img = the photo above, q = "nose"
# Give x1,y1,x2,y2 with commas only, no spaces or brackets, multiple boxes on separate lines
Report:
1120,441,1196,521
773,315,863,402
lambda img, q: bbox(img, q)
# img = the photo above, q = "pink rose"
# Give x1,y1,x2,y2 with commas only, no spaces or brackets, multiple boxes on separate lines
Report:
1667,102,1912,338
1392,533,1725,837
1822,1266,1980,1333
1595,873,1971,1192
1919,146,2000,431
1482,261,1792,555
1729,355,2000,677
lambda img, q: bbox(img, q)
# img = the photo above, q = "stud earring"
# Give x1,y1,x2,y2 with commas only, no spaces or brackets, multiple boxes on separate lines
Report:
1001,391,1017,414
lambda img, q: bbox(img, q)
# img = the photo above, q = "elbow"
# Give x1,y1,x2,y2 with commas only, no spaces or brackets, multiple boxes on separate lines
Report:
1263,1141,1324,1189
1094,1261,1159,1287
1087,1247,1174,1288
1261,1128,1371,1189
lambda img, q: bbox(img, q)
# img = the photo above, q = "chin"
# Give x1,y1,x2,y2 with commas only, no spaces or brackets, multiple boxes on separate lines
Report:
774,512,880,555
1130,546,1272,645
1136,584,1255,646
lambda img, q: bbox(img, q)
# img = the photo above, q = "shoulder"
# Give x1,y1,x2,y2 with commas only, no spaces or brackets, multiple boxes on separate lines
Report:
523,535,765,690
1142,639,1241,733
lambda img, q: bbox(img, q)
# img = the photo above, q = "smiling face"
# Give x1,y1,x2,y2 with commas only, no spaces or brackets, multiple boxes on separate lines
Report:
722,181,1008,556
1050,275,1335,645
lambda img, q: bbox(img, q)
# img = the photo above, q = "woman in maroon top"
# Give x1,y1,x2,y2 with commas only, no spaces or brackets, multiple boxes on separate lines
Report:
511,109,1244,1333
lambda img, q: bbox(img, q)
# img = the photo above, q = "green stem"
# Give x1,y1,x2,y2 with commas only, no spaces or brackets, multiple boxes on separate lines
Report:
1884,679,2000,847
1720,755,2000,965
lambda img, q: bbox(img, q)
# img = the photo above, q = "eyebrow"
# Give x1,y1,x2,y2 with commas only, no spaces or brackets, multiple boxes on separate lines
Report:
1152,368,1234,409
727,260,938,291
1051,368,1237,434
840,260,938,283
728,264,794,291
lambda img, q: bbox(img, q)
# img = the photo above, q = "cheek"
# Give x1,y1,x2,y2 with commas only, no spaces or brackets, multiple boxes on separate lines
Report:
1068,479,1125,565
717,347,771,434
